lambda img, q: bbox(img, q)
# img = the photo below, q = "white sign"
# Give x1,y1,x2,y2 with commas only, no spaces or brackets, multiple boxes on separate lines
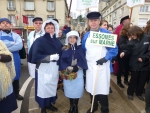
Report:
126,0,145,7
76,0,98,10
89,31,117,48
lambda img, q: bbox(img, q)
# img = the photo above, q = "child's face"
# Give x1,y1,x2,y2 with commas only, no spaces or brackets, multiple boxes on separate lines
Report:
68,36,77,45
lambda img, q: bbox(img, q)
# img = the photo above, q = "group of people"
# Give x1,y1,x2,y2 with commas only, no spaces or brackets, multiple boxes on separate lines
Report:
0,11,149,113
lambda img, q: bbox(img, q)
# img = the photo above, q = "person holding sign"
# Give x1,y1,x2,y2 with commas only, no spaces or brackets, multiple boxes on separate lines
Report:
59,31,88,113
82,12,118,113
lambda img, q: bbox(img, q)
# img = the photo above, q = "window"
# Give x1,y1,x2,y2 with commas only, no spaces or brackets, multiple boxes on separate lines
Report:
107,10,109,14
47,1,55,11
140,5,149,12
120,7,124,15
118,1,121,7
113,4,116,10
7,0,15,10
109,15,111,22
113,12,117,19
47,15,54,20
26,15,34,26
24,1,34,10
8,15,16,26
138,18,148,27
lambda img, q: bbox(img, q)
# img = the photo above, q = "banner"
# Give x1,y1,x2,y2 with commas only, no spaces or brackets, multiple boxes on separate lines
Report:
126,0,145,7
76,0,98,10
22,15,28,24
99,0,110,2
88,31,117,48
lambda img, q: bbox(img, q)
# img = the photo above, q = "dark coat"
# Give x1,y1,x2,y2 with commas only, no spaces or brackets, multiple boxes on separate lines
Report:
124,34,150,71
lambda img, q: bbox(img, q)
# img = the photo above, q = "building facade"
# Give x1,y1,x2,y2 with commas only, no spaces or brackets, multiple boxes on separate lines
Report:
99,0,150,28
0,0,68,40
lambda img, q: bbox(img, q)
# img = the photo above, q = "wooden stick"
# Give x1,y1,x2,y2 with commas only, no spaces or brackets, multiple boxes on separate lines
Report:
68,0,73,17
90,46,102,112
130,7,133,22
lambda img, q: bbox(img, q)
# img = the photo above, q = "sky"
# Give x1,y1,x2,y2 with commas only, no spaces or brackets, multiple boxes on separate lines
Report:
66,0,98,18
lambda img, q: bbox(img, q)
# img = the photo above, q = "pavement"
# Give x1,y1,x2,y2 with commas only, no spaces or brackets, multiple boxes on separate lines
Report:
12,58,146,113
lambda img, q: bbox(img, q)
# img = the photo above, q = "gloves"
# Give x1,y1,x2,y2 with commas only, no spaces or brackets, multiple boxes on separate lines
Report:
50,54,59,61
67,66,79,72
96,57,107,65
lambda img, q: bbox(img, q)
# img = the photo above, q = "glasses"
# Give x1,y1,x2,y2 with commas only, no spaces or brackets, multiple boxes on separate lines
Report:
34,22,42,25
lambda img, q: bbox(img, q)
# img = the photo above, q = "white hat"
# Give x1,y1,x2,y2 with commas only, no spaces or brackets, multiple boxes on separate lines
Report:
65,31,81,46
41,19,59,37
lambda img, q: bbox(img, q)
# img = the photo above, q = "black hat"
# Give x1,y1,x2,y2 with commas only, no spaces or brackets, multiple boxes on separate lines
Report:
32,17,43,22
120,15,130,24
53,18,59,23
87,12,101,19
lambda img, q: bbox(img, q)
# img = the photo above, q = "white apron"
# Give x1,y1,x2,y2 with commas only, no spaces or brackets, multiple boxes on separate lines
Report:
85,35,110,95
36,62,59,98
28,32,42,78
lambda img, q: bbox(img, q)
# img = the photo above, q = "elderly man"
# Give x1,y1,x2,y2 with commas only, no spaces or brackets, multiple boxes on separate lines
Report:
0,18,23,100
27,17,43,78
82,12,118,113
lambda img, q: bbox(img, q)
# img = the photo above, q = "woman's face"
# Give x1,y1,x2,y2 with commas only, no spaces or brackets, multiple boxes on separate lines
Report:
68,36,77,45
100,22,108,29
131,35,137,39
108,27,113,33
45,24,55,35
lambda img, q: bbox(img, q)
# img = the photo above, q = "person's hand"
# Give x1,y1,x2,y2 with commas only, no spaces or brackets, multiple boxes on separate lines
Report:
138,58,142,62
66,17,71,22
120,52,125,58
50,54,59,61
96,58,107,65
67,66,73,72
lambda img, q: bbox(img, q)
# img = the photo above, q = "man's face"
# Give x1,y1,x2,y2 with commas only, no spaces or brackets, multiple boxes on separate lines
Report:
0,21,12,30
123,19,130,25
88,19,100,30
33,20,43,31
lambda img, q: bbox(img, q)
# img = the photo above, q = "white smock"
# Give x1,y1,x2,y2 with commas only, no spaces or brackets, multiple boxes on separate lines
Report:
85,35,110,95
28,31,42,78
36,62,59,98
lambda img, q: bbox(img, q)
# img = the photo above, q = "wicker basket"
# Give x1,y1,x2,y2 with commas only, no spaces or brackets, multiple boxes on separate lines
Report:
60,70,77,80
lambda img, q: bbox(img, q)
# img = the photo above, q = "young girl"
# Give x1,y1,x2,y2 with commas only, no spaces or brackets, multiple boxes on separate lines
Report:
59,31,88,113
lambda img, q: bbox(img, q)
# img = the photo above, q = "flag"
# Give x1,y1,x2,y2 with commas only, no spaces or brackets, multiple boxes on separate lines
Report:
76,0,98,10
22,15,28,24
126,0,145,8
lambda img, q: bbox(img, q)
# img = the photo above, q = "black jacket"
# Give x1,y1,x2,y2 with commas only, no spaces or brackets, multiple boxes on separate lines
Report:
124,34,150,71
118,36,129,54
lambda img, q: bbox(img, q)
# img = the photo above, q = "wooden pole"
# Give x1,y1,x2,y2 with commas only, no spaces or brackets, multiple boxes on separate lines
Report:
90,46,102,113
130,7,133,22
68,0,73,17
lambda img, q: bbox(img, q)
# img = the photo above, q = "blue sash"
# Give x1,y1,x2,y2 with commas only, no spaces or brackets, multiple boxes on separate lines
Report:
0,32,21,80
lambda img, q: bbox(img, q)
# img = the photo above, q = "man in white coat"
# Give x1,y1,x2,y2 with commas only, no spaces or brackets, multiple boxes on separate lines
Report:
27,17,43,78
82,12,118,113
